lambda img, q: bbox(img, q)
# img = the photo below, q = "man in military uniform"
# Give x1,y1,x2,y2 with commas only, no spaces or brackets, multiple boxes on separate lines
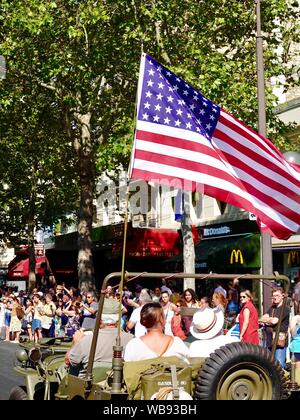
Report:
65,298,133,377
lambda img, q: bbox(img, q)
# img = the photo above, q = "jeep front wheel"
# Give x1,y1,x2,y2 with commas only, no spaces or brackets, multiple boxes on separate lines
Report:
195,342,285,400
9,386,28,400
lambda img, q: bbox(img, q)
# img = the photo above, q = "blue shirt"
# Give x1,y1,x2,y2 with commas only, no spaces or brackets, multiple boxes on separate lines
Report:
290,325,300,354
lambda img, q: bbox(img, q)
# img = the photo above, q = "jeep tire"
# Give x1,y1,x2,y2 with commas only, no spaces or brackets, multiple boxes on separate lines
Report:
195,342,285,400
9,386,28,400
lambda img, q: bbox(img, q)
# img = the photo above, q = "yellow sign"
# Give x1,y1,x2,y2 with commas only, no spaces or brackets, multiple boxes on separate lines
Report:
288,251,300,265
230,249,244,264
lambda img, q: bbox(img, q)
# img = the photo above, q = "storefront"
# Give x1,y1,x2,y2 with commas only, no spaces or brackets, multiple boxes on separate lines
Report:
46,223,182,289
194,219,261,298
195,227,261,274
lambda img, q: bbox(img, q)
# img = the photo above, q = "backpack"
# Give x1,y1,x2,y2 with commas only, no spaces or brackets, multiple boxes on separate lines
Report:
16,305,25,320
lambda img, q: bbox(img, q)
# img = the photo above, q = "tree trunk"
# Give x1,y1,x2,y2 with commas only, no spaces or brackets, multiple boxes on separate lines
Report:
75,112,95,292
28,217,36,291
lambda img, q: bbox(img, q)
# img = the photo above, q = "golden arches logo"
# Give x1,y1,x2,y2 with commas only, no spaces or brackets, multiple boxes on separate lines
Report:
230,249,244,264
288,251,300,265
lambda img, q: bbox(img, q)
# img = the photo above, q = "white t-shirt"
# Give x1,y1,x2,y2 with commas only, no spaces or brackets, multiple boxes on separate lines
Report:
0,303,5,328
129,307,147,338
124,336,189,362
162,305,174,336
188,333,240,358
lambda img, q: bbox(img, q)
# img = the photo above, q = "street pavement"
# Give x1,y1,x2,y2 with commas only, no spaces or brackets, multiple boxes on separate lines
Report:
0,340,24,400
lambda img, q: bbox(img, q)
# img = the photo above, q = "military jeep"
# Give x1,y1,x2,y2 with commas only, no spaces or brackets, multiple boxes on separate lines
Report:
53,271,300,401
9,335,72,400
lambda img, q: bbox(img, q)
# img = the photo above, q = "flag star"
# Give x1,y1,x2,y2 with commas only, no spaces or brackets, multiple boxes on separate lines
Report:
203,101,208,107
142,113,149,120
176,77,181,82
158,82,164,89
185,83,190,88
164,117,171,124
193,95,199,101
199,109,205,115
153,115,160,122
166,71,172,77
165,106,172,114
159,73,164,79
176,109,183,116
147,80,154,87
186,122,192,129
175,120,181,127
209,114,216,120
155,104,162,111
156,93,163,100
144,102,150,109
167,95,174,103
196,127,201,132
178,99,184,105
206,123,212,130
149,60,153,65
187,113,192,119
183,90,189,96
168,86,173,92
157,66,162,72
148,69,155,76
212,107,218,113
173,85,179,91
190,104,196,110
146,91,152,98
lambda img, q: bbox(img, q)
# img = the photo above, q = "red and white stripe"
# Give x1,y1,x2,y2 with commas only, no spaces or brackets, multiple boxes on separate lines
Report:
130,112,300,240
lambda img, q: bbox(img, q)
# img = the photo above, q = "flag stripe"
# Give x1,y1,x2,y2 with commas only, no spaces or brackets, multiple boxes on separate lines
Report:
134,144,300,224
132,155,298,230
220,111,284,162
132,165,298,238
216,115,300,191
212,131,300,200
136,128,300,207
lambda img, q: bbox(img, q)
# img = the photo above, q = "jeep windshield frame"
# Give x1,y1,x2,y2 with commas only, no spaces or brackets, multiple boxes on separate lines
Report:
85,271,290,388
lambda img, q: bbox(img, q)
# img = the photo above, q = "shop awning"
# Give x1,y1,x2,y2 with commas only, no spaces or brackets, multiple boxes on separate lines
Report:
195,233,261,270
112,228,182,258
8,256,46,279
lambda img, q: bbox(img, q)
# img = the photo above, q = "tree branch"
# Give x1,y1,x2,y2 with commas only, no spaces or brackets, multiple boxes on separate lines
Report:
151,0,171,65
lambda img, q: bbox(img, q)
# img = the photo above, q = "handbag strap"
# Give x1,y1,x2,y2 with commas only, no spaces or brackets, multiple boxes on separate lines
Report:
158,336,173,357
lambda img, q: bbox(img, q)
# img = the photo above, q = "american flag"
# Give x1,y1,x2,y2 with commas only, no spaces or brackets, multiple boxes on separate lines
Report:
129,53,300,240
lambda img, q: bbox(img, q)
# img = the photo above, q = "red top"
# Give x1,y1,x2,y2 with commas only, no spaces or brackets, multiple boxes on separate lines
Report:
239,300,259,345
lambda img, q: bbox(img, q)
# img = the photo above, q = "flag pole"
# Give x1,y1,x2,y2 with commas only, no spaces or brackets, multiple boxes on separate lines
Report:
255,0,273,313
116,49,145,341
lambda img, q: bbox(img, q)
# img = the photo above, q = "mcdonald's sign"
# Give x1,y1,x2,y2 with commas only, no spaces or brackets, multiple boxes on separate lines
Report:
288,251,300,265
230,249,244,264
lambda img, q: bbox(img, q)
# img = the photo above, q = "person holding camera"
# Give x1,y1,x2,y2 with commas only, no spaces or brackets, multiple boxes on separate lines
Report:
62,298,82,337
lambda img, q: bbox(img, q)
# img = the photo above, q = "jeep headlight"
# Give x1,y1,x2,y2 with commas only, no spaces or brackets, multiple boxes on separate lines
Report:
16,349,29,364
28,347,42,363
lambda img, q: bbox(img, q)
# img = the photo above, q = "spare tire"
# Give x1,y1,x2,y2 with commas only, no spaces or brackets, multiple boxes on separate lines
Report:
9,386,28,400
194,342,285,400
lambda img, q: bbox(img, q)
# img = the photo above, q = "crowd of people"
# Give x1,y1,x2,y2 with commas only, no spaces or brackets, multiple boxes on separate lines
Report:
1,277,300,376
0,284,98,343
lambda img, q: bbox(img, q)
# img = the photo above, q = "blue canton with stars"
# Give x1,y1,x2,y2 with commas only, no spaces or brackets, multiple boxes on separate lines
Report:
138,54,220,140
